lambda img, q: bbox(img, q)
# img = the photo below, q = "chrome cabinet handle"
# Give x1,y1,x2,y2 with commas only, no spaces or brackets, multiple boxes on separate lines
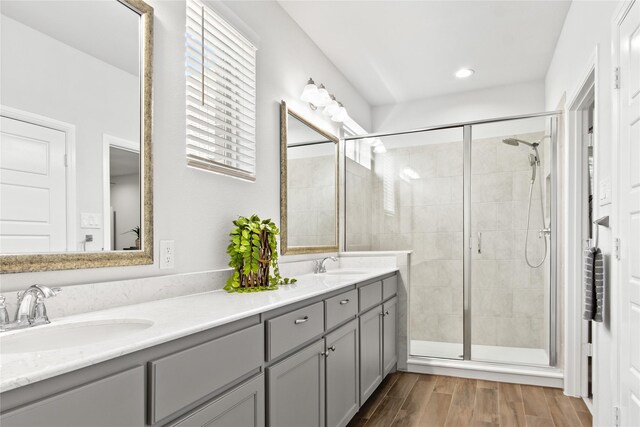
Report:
321,346,336,358
339,299,350,305
294,316,309,324
477,232,482,254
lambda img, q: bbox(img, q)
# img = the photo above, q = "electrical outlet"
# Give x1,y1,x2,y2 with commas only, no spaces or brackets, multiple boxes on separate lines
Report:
159,240,175,269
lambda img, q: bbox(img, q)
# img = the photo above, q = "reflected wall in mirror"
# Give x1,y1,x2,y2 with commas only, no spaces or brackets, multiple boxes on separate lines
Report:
280,101,339,255
0,0,153,273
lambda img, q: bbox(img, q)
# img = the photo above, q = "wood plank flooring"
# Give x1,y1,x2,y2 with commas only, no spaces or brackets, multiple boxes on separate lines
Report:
347,373,592,427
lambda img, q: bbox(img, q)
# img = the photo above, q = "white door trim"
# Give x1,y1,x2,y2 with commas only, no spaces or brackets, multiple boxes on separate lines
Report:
564,48,599,398
612,1,637,425
102,133,139,251
0,105,77,251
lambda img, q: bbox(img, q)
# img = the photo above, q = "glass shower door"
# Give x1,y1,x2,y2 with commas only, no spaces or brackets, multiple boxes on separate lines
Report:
345,127,465,360
468,116,554,366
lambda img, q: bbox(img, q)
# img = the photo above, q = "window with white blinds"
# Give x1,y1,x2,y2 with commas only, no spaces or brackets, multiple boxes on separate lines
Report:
185,0,257,181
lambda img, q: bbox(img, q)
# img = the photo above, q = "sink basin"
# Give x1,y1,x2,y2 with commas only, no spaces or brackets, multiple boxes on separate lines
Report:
0,319,154,354
323,269,369,276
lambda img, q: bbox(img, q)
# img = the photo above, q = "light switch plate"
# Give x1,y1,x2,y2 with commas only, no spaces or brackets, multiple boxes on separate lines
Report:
159,240,175,269
80,213,102,229
598,177,612,206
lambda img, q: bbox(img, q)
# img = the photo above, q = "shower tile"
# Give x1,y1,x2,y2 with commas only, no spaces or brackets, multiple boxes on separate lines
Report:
438,260,463,287
472,260,498,288
497,142,531,172
529,263,546,288
413,286,453,314
410,145,438,178
495,318,535,348
412,261,440,286
496,260,529,288
471,173,513,203
495,202,514,230
472,139,497,175
471,202,498,231
450,232,464,260
513,289,544,318
412,206,439,232
471,316,497,346
472,288,513,316
436,142,463,177
428,178,454,205
513,170,542,201
436,204,463,232
513,200,544,229
451,175,464,203
474,230,514,260
410,311,440,342
437,315,463,343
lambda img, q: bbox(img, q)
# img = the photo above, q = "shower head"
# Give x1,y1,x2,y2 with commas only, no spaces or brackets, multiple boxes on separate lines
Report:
501,137,538,148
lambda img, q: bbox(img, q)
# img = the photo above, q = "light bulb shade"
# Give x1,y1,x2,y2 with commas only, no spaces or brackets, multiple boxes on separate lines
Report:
323,99,340,116
300,79,319,103
315,85,332,107
331,106,349,122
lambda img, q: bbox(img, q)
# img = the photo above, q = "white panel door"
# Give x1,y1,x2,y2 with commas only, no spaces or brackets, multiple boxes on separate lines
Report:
618,1,640,426
0,116,67,253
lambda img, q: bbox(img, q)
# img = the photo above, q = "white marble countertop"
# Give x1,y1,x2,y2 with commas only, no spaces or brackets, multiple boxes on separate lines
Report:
0,268,397,393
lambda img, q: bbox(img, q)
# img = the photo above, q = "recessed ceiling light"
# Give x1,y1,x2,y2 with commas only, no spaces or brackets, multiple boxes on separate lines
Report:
455,68,475,79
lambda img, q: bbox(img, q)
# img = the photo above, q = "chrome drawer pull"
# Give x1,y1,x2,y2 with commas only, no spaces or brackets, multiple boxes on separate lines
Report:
294,316,309,324
321,346,336,358
339,299,350,305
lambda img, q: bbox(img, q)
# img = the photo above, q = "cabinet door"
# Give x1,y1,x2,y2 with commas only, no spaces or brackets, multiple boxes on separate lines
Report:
383,296,398,377
169,374,264,427
267,339,325,427
325,319,359,427
1,366,144,427
359,305,383,404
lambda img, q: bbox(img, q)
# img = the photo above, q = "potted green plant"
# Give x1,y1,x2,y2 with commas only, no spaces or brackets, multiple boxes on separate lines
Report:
224,215,296,293
123,226,141,249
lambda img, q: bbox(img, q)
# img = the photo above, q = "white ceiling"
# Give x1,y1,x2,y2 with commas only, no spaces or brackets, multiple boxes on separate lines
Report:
279,1,571,106
1,1,140,76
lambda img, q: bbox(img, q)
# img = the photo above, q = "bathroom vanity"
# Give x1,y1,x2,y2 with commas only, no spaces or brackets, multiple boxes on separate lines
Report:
0,269,398,427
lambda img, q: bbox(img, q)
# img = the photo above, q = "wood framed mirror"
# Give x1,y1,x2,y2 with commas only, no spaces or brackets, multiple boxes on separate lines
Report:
280,101,339,255
0,0,154,273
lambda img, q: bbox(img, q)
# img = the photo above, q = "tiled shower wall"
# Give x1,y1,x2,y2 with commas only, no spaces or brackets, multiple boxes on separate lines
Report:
288,155,336,247
346,131,548,349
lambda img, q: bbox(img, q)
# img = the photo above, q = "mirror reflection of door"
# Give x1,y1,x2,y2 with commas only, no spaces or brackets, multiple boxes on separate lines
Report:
0,116,69,253
103,135,140,251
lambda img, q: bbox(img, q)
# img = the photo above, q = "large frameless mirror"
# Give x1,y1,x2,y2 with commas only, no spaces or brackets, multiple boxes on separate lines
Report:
280,101,339,255
0,0,154,273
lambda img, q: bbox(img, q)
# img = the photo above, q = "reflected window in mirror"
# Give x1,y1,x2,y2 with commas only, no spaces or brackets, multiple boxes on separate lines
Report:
0,0,153,272
280,102,339,255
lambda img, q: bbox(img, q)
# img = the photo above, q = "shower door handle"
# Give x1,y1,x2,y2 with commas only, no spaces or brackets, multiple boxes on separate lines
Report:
477,232,482,254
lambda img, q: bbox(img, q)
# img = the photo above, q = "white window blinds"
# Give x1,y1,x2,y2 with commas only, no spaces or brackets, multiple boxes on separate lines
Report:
186,0,257,181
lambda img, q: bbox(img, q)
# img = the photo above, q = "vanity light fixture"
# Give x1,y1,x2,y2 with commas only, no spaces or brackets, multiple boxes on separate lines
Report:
300,77,349,121
455,68,475,78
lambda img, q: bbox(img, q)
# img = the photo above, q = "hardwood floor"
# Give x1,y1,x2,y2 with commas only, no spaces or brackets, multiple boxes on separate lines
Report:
347,373,592,427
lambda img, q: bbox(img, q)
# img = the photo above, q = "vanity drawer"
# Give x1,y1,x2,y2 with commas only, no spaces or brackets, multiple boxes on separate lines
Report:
267,302,324,361
359,281,383,313
149,324,263,424
325,289,358,330
383,275,398,300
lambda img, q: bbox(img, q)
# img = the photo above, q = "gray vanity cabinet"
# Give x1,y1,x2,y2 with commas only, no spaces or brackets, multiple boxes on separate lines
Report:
168,374,264,427
359,304,383,404
267,339,325,427
382,296,398,377
325,319,359,427
1,366,144,427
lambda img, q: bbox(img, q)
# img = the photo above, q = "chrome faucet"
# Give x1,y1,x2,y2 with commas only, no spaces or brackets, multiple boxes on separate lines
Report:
0,285,61,332
313,256,338,274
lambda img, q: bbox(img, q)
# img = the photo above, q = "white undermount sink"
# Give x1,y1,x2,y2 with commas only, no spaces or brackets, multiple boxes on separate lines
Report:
323,269,369,276
0,319,154,354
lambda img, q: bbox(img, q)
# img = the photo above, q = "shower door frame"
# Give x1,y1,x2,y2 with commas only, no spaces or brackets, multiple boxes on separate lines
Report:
343,110,561,367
